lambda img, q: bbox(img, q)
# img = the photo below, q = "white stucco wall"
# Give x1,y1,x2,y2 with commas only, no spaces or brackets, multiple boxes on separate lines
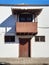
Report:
31,7,49,57
0,6,19,58
0,6,49,58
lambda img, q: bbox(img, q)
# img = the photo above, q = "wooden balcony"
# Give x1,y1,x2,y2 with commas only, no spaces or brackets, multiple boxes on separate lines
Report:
16,22,37,35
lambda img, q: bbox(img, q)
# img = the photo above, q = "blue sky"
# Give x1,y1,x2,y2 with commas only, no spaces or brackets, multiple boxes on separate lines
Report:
0,0,49,5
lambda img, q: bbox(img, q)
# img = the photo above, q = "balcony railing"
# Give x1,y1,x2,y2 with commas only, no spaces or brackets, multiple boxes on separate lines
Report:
16,22,37,35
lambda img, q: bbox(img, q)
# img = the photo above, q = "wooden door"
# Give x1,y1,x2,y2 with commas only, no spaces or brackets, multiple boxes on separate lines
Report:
19,38,31,57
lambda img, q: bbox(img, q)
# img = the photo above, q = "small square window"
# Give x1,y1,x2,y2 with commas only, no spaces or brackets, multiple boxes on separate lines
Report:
5,36,15,42
35,36,39,42
40,36,45,42
35,36,45,42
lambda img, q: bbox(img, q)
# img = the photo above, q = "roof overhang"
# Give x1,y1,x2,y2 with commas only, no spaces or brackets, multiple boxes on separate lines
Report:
12,8,42,15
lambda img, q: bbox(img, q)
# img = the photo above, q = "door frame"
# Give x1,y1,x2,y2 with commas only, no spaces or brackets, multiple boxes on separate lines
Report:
19,38,31,57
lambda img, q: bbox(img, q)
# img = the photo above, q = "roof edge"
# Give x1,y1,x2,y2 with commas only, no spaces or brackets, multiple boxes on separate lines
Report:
0,4,49,6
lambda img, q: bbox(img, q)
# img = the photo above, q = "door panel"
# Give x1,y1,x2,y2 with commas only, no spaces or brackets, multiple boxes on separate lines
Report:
19,38,30,57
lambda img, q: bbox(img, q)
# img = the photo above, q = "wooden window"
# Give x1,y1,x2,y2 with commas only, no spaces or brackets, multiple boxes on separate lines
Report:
35,36,45,42
5,36,15,42
35,36,39,42
19,14,33,22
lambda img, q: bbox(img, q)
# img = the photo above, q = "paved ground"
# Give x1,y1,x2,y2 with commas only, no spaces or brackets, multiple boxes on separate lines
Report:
0,58,49,65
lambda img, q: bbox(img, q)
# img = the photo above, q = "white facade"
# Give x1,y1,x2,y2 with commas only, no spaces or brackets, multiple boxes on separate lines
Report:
0,5,49,58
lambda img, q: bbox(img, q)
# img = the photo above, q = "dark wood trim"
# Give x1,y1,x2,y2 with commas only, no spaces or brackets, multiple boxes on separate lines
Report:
12,9,42,15
28,38,31,57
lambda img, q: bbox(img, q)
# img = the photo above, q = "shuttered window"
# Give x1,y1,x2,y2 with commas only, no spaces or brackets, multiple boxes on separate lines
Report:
35,36,45,42
5,36,15,42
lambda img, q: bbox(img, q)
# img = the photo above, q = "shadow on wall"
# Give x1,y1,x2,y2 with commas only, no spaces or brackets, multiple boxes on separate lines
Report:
0,62,10,65
0,15,19,44
0,15,17,34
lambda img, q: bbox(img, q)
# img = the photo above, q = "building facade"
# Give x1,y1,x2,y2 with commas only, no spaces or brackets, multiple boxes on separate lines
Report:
0,4,49,58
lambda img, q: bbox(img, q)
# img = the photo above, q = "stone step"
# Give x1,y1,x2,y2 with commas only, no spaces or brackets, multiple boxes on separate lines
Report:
0,58,49,65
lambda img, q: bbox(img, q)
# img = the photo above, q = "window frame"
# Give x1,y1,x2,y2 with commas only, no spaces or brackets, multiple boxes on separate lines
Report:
19,13,33,22
4,35,15,42
35,36,45,42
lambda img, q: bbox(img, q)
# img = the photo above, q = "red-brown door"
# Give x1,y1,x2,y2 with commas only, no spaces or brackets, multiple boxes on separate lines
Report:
19,38,31,57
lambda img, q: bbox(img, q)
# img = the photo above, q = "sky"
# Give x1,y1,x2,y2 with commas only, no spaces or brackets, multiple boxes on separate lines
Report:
0,0,49,5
